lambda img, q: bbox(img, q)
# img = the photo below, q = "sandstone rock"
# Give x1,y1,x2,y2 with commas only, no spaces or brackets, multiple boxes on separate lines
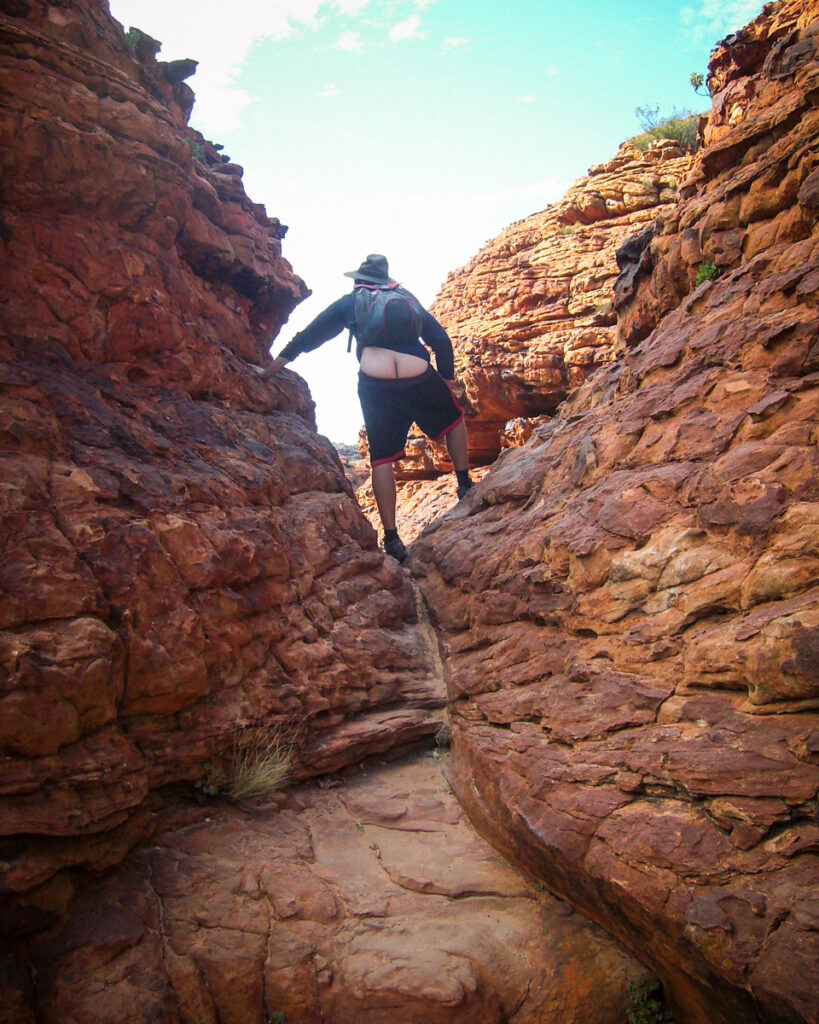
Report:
357,141,692,488
3,1,818,1022
615,0,819,346
19,755,646,1024
413,2,819,1021
428,140,693,465
0,0,442,908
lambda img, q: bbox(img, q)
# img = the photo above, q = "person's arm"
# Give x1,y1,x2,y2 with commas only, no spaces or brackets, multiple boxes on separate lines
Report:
419,310,455,379
256,294,354,378
255,355,288,379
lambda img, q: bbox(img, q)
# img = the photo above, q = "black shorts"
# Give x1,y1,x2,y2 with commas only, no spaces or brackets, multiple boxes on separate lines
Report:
358,365,464,466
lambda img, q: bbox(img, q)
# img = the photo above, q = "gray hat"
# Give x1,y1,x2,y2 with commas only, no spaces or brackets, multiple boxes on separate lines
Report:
343,254,395,285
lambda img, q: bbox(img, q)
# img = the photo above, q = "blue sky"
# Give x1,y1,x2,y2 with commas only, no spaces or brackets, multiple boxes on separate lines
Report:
108,0,764,441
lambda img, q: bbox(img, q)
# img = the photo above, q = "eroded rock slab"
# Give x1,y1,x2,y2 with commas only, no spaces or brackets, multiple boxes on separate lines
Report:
412,3,819,1021
14,755,645,1024
414,234,819,1024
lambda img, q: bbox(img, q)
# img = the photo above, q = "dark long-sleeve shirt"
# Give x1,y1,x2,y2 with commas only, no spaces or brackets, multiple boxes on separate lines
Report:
278,292,455,380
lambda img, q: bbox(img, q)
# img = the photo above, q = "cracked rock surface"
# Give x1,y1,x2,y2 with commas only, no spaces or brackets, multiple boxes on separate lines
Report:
0,0,442,898
21,754,644,1024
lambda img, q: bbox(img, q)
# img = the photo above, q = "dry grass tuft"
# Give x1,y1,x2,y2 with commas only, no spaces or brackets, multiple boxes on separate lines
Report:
227,726,294,809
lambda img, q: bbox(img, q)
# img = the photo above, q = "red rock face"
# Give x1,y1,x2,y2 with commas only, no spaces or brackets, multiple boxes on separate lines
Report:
357,140,692,483
430,140,694,466
615,1,819,345
0,0,442,917
414,2,819,1022
359,144,693,535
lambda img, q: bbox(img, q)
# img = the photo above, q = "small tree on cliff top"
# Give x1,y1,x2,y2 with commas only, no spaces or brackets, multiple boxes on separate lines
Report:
629,104,701,152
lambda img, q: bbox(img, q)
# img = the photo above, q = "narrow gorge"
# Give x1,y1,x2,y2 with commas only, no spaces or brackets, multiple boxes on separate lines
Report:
0,2,817,1023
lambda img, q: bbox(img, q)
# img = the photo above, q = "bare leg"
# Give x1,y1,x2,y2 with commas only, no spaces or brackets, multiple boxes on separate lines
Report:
371,462,397,532
444,420,469,471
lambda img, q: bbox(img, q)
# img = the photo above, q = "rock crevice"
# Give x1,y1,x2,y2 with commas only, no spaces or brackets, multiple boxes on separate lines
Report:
0,0,443,917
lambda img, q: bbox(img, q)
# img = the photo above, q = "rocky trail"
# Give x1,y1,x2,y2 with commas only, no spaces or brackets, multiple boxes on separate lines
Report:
18,750,645,1024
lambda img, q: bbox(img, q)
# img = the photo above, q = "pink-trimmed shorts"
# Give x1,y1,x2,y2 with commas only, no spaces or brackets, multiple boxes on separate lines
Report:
358,365,463,467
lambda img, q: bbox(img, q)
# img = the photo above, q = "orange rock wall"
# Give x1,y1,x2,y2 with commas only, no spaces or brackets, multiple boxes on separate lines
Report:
375,145,694,531
615,1,819,344
0,0,442,919
414,2,819,1022
428,141,693,466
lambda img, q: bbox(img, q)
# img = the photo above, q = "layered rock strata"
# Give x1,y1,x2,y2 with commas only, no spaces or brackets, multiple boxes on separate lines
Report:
615,0,819,344
359,141,692,485
12,753,646,1024
422,140,694,469
0,0,442,927
413,2,819,1022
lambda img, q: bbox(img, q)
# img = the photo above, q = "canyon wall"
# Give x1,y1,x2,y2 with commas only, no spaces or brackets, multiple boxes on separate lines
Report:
2,0,817,1021
0,0,443,934
0,6,651,1021
434,141,693,463
414,2,818,1022
410,139,694,474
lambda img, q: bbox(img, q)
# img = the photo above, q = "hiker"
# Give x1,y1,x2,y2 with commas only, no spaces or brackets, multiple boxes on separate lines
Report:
254,254,473,563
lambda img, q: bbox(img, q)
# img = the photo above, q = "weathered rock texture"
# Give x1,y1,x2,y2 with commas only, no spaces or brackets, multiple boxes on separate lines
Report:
11,754,646,1024
358,139,691,488
615,0,819,344
426,140,694,468
414,2,819,1022
0,0,442,927
358,469,490,547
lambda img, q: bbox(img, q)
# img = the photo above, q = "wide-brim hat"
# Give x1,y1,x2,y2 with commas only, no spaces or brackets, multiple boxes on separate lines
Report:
343,254,395,285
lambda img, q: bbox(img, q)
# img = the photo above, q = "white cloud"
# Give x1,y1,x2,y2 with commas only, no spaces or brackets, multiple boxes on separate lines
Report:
680,0,763,43
388,15,424,43
335,29,363,51
108,0,329,135
333,0,370,12
515,95,538,104
318,83,341,96
442,35,471,52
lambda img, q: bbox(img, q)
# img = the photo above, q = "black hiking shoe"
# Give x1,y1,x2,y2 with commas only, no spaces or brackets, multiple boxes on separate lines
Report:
457,480,474,501
383,533,407,563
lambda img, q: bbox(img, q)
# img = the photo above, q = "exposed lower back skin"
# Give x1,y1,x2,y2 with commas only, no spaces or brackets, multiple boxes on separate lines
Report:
360,346,430,378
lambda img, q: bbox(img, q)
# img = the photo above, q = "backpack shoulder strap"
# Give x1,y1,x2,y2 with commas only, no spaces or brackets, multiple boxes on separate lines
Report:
348,284,374,351
348,284,390,351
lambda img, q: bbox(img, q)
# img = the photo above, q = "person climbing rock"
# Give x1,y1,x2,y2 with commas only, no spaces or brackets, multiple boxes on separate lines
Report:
254,254,473,563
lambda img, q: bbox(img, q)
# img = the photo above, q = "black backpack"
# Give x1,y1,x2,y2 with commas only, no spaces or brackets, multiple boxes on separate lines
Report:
348,283,425,352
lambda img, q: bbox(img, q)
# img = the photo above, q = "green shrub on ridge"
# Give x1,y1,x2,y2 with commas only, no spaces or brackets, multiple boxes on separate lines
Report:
630,104,701,152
